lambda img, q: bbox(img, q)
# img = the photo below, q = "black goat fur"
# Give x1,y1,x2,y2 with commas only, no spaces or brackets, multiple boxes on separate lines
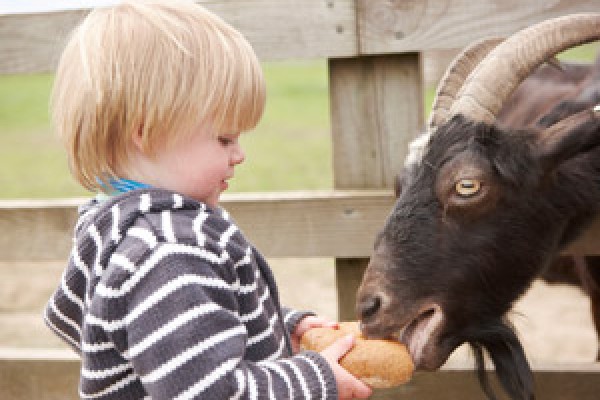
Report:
358,113,600,400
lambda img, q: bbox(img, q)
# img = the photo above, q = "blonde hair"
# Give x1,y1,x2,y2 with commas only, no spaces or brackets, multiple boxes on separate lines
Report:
52,0,265,191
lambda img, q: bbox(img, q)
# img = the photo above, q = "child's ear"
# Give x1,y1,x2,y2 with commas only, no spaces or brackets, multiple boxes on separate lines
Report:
534,107,600,174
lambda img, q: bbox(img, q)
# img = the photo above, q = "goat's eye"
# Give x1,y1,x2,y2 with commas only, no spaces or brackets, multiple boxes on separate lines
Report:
455,179,481,197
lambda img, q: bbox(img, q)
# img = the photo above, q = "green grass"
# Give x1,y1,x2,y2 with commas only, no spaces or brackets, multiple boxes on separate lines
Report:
559,42,600,62
0,74,53,131
0,73,88,198
229,61,332,192
1,43,598,199
0,61,334,198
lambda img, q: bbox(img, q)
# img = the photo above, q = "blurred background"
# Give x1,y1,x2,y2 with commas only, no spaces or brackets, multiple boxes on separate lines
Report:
2,46,598,199
1,0,599,368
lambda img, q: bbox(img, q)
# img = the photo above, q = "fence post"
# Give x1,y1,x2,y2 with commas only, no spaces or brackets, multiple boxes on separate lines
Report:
328,53,424,320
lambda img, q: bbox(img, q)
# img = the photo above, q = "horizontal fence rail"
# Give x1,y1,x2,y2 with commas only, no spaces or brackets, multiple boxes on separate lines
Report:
2,191,600,262
1,0,599,73
2,1,600,399
0,191,394,260
2,348,600,400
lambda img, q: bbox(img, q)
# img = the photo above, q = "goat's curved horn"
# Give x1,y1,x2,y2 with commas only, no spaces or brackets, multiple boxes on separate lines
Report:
428,38,503,130
449,13,600,124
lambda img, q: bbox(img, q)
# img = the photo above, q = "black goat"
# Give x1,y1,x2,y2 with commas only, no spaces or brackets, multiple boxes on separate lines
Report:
356,14,600,400
498,55,600,363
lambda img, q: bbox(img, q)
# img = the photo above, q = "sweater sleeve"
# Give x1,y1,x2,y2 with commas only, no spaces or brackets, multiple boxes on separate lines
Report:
281,306,315,336
95,242,338,399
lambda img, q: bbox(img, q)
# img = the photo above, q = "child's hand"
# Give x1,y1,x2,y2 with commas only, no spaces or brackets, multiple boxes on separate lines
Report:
320,335,373,399
291,315,338,353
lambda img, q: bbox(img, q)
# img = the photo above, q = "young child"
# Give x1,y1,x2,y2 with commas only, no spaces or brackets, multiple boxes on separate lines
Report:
44,0,372,399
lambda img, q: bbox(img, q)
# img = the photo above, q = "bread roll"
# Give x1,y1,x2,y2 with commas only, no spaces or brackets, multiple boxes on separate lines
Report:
300,321,414,388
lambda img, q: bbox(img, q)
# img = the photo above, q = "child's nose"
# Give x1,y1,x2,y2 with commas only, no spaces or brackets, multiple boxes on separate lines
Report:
231,144,245,165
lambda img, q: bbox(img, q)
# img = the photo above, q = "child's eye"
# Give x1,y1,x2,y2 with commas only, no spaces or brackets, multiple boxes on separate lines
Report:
218,137,232,146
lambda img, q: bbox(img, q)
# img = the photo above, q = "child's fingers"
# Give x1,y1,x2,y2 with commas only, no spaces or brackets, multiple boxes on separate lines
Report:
320,335,355,361
352,379,373,399
308,318,338,330
323,320,340,329
296,316,339,337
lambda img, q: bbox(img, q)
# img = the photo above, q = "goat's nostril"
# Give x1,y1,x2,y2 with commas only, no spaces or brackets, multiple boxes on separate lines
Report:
358,295,381,319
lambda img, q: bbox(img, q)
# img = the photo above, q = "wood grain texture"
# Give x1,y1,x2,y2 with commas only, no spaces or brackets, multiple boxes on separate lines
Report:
0,10,89,74
1,193,600,261
4,1,600,73
1,352,598,400
357,0,600,55
0,0,357,74
329,54,423,320
200,0,357,60
329,54,424,189
0,191,395,261
223,191,395,258
335,258,370,320
0,350,79,400
372,363,600,399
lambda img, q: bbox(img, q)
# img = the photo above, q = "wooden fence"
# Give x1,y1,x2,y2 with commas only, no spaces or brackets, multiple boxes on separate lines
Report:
2,1,600,399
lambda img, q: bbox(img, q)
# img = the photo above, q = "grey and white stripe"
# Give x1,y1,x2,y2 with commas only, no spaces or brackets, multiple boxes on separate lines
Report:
44,189,338,399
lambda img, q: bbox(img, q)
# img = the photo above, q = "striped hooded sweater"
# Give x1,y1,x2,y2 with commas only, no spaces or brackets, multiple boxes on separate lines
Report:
44,189,338,399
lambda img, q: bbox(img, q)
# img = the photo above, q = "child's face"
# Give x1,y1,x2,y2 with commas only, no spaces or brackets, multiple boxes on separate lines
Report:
144,122,245,206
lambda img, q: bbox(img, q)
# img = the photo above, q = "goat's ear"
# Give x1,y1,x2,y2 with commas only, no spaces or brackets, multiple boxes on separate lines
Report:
535,107,600,172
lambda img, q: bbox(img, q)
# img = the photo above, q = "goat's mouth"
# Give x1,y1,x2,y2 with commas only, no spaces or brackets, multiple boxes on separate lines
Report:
360,302,446,369
395,304,445,369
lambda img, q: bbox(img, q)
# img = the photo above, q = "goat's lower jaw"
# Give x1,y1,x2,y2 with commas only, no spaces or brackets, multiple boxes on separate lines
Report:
397,304,444,369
